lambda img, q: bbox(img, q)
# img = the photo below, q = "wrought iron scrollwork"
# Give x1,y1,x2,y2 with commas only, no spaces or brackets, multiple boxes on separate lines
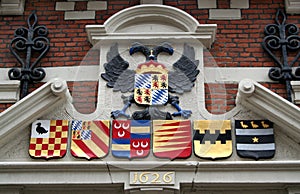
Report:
262,9,300,102
9,11,49,98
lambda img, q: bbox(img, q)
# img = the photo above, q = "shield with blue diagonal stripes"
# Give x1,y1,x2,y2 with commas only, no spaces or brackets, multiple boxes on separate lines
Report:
134,73,168,105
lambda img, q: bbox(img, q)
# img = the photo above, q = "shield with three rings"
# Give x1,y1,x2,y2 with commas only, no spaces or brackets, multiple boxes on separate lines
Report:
111,120,151,159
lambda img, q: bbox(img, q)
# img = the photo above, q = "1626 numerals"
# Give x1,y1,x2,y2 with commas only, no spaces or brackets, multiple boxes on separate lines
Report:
130,171,175,185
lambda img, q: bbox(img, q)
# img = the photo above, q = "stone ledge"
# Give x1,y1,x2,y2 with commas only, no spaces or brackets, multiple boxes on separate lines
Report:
55,2,75,11
65,11,95,20
236,79,300,144
209,9,241,20
230,0,249,9
87,1,107,11
0,81,20,103
197,0,216,9
285,0,300,14
0,78,70,144
140,0,163,4
86,5,217,48
0,0,25,15
288,187,300,194
291,81,300,104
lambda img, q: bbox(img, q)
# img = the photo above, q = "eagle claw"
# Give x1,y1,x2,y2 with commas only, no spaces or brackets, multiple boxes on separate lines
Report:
111,110,130,119
172,110,192,119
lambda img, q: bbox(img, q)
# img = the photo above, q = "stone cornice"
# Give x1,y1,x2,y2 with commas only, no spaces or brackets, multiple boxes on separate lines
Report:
291,81,300,104
1,160,300,171
86,5,217,48
0,78,71,144
0,161,300,186
0,0,25,15
285,0,300,14
236,79,300,143
0,80,20,103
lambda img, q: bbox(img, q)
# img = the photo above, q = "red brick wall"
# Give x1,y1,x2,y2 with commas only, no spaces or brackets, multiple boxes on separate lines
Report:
164,0,299,114
0,0,299,114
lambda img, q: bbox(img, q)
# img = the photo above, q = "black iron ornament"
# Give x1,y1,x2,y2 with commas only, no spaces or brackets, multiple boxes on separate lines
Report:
262,9,300,102
9,11,50,98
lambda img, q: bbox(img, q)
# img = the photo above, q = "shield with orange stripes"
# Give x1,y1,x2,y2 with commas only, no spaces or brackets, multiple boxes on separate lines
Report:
71,120,110,159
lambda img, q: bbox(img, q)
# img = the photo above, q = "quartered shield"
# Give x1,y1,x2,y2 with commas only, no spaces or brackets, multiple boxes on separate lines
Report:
193,120,232,159
235,120,275,160
134,73,168,105
153,120,192,159
112,120,151,159
71,120,110,159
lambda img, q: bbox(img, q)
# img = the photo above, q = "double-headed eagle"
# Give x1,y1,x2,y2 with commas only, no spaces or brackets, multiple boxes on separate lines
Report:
101,42,199,120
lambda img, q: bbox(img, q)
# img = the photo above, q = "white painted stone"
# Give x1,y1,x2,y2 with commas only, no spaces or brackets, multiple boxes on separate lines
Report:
236,79,300,143
0,0,24,15
291,81,300,104
197,0,217,9
1,0,20,4
285,0,300,14
84,5,219,121
230,0,249,9
1,2,300,194
204,67,272,83
65,11,95,20
140,0,163,4
0,81,20,103
209,9,241,20
288,187,300,194
85,5,217,48
0,78,70,145
0,67,275,83
55,2,75,11
87,1,107,10
0,189,22,194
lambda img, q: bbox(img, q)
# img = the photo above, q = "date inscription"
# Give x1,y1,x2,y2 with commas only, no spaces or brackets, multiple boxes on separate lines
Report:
130,171,175,185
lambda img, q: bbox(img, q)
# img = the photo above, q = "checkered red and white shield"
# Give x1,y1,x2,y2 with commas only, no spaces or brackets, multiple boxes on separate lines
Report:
29,120,69,159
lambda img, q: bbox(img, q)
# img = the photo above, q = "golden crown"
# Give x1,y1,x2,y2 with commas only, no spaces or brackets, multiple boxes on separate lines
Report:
135,60,168,74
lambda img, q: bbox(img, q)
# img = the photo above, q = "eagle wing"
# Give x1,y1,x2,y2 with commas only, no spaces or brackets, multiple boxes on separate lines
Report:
168,43,200,94
101,43,135,93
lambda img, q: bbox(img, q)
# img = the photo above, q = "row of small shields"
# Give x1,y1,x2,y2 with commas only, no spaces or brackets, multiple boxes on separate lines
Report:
29,120,275,160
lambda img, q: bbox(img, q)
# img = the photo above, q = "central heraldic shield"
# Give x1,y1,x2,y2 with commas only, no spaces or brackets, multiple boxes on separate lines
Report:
134,74,168,106
134,60,169,106
101,42,200,120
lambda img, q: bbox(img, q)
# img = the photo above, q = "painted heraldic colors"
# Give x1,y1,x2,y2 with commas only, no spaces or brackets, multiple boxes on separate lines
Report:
153,120,192,159
134,73,168,105
29,120,69,159
193,120,232,160
71,120,110,159
112,120,151,159
235,120,275,160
